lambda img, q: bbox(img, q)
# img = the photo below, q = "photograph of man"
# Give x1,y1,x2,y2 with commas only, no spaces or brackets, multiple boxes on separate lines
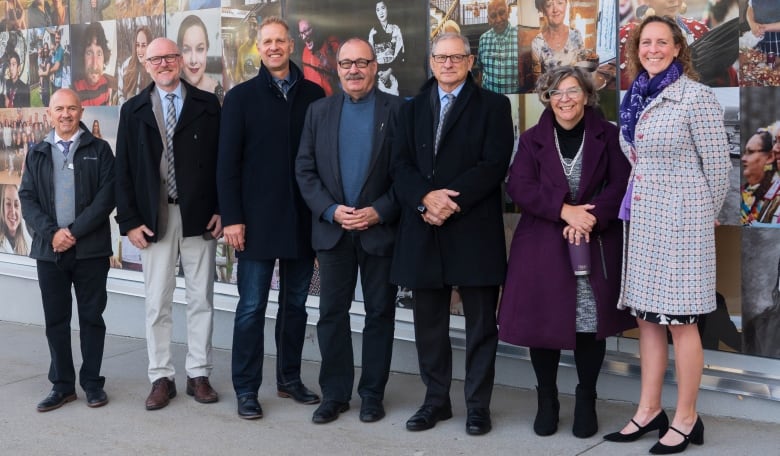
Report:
115,38,222,411
477,0,519,94
296,37,402,425
19,88,116,412
232,14,259,85
390,32,513,436
50,29,65,93
4,50,29,108
217,16,325,420
73,22,117,106
297,18,340,96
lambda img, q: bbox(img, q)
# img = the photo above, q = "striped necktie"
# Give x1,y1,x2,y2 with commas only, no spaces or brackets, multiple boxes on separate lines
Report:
165,93,178,200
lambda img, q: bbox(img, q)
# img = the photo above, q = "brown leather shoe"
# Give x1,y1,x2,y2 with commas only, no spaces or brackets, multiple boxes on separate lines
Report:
186,376,218,403
145,378,176,410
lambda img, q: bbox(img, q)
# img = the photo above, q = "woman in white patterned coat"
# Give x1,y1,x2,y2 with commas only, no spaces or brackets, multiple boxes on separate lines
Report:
603,16,730,455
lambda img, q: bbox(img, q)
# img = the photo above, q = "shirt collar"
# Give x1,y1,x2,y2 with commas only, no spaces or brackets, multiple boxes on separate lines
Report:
54,128,82,145
437,81,466,101
155,82,183,101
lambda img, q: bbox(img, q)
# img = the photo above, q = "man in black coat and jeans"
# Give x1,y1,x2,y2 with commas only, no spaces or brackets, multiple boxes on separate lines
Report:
19,88,115,412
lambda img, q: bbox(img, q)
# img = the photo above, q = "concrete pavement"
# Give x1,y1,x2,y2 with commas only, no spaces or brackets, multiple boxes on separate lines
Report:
0,320,777,456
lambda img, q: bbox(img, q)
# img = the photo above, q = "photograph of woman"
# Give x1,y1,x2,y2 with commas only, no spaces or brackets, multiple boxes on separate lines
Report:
117,24,153,105
369,1,404,95
175,13,223,102
604,15,730,454
498,65,634,438
531,0,584,81
0,183,29,255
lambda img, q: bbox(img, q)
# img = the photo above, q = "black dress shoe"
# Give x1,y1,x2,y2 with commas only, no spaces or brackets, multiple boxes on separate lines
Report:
359,397,385,423
237,395,263,420
37,390,77,412
649,416,704,455
312,400,349,424
406,404,453,431
86,389,108,408
466,408,492,436
604,410,669,442
277,382,321,404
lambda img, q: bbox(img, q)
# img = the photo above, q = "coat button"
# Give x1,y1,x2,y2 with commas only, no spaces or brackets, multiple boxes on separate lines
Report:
642,114,649,120
635,174,642,181
636,133,644,139
633,195,641,201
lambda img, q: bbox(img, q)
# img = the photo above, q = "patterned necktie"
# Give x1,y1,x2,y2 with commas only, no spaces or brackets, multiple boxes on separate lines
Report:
165,93,177,200
277,79,289,100
57,140,72,158
434,93,455,155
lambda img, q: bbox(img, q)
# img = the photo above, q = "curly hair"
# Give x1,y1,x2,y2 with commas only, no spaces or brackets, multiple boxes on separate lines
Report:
624,15,698,82
536,65,598,109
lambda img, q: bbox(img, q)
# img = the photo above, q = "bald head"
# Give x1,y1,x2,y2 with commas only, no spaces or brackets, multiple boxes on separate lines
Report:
144,38,183,91
48,89,84,139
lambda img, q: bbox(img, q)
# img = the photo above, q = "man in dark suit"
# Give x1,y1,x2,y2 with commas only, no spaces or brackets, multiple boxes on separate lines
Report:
217,16,325,420
296,37,402,425
115,38,222,411
391,32,513,436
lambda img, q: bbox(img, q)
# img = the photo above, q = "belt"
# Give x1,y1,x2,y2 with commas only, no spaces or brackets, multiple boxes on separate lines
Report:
167,196,179,204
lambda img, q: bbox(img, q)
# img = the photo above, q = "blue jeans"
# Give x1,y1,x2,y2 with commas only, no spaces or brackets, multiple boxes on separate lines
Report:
231,257,313,397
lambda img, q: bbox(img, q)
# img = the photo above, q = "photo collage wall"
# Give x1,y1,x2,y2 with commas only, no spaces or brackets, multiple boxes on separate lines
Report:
0,0,778,358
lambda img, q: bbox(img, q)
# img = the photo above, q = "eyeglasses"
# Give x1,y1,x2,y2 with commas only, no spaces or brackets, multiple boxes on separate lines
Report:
337,58,374,69
489,9,507,19
548,87,583,100
431,54,469,64
146,54,180,65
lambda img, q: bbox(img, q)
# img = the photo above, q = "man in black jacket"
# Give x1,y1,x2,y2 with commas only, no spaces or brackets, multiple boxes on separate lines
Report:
115,38,222,411
218,16,325,419
19,88,115,412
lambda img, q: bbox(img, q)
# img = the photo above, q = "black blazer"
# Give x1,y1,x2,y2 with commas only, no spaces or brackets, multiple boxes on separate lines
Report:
115,80,221,240
296,89,403,256
217,62,325,260
390,76,514,288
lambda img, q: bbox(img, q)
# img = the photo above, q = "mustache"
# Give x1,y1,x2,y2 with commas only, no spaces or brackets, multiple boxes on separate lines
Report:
345,74,365,81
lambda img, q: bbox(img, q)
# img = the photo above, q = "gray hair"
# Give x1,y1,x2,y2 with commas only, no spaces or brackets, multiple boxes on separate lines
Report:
337,37,376,61
431,32,471,56
536,65,598,109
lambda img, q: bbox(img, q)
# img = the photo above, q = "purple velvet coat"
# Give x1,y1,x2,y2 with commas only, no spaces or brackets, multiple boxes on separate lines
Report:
498,107,636,349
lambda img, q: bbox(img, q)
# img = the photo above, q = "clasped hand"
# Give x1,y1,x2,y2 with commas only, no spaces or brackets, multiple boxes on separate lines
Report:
561,203,596,244
421,189,460,226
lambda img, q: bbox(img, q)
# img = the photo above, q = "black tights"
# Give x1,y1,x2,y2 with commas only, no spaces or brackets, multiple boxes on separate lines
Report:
529,333,606,390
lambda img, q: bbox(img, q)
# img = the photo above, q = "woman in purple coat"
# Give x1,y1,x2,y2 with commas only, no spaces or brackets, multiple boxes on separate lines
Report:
498,66,635,438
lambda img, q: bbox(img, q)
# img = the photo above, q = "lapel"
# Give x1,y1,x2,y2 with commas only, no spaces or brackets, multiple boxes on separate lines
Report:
437,78,475,150
534,110,571,192
366,91,391,182
325,94,345,202
176,82,206,133
577,108,606,203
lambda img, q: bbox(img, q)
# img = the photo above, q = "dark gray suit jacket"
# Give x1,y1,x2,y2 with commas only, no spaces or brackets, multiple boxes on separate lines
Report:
296,88,403,256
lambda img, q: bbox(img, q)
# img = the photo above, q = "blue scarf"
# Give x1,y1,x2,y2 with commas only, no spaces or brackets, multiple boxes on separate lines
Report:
619,60,683,148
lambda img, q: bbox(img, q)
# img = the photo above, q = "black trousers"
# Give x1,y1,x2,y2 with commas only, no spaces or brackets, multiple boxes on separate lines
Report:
316,234,396,402
37,257,109,393
412,286,499,408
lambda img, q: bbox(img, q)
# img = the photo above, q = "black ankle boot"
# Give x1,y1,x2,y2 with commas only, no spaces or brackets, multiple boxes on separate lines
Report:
534,385,559,436
572,384,598,438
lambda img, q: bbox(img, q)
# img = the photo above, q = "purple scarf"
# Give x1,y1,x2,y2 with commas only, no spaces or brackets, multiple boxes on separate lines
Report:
618,60,683,220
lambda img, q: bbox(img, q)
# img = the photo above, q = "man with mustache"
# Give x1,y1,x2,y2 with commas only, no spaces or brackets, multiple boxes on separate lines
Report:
296,37,402,424
73,22,116,106
477,0,519,93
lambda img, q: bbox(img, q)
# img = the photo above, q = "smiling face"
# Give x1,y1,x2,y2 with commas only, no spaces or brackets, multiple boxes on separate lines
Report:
298,20,314,50
488,0,509,34
543,0,567,27
638,21,680,79
258,22,293,77
135,29,150,63
84,39,105,85
48,89,84,139
550,76,586,129
337,39,377,101
145,38,182,91
8,56,19,82
181,24,208,87
2,185,21,238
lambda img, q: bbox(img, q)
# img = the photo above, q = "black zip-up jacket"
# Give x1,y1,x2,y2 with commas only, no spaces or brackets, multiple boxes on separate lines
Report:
19,122,116,262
